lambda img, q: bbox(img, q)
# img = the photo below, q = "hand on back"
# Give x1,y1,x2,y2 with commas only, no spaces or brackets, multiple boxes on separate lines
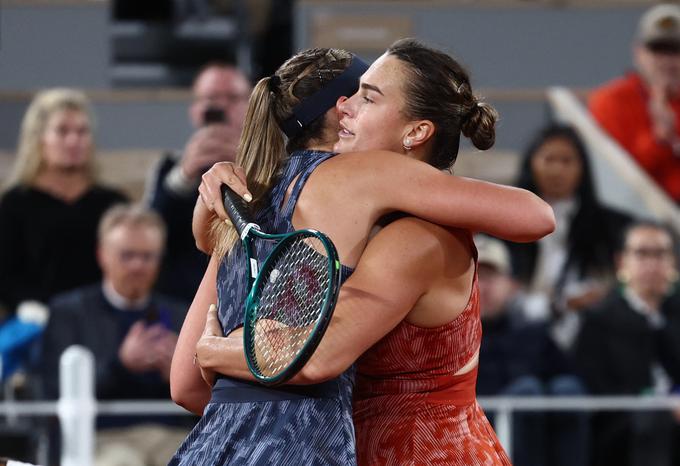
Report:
195,304,225,386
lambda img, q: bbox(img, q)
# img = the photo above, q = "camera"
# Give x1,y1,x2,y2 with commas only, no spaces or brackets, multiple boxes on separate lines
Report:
202,107,227,126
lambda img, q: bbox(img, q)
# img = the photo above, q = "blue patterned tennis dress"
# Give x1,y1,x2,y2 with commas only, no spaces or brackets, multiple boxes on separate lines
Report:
169,150,356,466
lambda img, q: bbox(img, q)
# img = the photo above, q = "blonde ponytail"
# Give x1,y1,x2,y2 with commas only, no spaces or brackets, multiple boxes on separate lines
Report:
210,77,285,260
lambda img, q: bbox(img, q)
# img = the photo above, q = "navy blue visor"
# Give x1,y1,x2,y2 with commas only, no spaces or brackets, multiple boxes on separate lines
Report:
281,55,369,139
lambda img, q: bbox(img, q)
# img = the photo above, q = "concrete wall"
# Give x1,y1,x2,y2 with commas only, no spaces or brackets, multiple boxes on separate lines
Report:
295,1,644,88
0,2,110,90
0,1,655,153
0,2,192,152
295,1,649,151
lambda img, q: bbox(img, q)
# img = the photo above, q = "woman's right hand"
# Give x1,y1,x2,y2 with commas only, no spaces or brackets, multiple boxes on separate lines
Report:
193,162,252,253
196,304,222,387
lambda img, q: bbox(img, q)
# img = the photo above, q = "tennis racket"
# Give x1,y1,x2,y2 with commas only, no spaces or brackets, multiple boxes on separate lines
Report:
221,185,341,386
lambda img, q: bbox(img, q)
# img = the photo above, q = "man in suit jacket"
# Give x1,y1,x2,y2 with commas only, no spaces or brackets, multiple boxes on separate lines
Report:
575,221,680,466
39,204,192,466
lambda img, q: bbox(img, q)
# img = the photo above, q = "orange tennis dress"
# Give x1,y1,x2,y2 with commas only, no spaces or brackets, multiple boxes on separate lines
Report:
353,272,511,466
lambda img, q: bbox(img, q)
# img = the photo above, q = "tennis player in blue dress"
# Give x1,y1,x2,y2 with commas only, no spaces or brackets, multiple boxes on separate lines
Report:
169,48,367,466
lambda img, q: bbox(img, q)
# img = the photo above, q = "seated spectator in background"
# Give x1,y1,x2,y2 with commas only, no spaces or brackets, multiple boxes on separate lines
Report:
507,124,632,349
476,235,588,466
0,89,127,319
589,3,680,203
39,204,190,466
574,221,680,466
146,62,251,303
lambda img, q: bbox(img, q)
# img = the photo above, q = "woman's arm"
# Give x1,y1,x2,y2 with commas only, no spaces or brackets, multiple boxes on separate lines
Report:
328,151,555,243
193,162,249,254
196,217,446,384
169,255,219,414
193,152,554,253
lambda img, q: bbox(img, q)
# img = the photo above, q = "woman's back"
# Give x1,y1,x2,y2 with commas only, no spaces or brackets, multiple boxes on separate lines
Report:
346,217,510,466
355,219,477,381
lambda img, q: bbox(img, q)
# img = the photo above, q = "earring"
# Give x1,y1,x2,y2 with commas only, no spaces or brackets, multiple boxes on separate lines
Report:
403,139,412,151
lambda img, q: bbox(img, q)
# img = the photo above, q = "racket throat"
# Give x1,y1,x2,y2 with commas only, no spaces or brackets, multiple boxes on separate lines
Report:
250,258,259,278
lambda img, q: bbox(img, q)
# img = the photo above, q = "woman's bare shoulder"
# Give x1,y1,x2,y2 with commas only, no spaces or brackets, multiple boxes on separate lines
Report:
320,150,419,171
369,216,470,267
310,150,435,195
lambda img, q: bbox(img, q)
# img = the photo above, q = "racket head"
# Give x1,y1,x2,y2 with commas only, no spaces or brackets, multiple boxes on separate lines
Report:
242,228,341,386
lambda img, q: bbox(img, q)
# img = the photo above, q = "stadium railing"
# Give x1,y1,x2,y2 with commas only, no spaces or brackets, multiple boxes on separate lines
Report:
0,347,679,465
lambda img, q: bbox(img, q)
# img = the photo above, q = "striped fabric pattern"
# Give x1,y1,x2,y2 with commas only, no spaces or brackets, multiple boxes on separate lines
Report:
353,268,512,465
169,150,357,466
171,376,356,465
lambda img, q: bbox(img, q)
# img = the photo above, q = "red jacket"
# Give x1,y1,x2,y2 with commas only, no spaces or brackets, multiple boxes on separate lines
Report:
589,72,680,202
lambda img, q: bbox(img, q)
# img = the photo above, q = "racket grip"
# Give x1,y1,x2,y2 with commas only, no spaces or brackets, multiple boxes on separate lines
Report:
221,184,254,236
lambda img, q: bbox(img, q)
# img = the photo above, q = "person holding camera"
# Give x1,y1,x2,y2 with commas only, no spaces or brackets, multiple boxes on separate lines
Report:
146,63,251,303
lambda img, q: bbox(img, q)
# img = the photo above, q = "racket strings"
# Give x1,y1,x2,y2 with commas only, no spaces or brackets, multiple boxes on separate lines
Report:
249,236,330,376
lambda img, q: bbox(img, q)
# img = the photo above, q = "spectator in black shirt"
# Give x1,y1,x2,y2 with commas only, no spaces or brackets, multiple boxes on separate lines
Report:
507,125,631,350
0,89,126,319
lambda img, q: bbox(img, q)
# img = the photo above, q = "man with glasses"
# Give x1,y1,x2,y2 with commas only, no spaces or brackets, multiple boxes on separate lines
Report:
38,204,191,466
574,221,680,466
146,63,251,303
589,3,680,204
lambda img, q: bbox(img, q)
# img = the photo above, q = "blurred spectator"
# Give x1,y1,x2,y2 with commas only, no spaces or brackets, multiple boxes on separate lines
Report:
574,221,680,466
38,204,190,466
476,235,588,466
145,62,251,303
0,89,127,319
589,3,680,203
507,124,632,349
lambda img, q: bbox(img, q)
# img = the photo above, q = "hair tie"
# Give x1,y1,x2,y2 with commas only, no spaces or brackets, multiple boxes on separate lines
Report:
268,75,281,93
462,100,482,122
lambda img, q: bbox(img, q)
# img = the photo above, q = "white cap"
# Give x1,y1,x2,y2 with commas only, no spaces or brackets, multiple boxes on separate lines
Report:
475,234,511,275
638,3,680,46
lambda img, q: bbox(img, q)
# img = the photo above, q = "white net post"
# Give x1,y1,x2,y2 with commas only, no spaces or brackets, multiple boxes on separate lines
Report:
57,346,96,466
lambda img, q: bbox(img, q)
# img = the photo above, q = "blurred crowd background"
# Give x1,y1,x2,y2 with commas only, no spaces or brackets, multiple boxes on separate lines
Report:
1,1,680,465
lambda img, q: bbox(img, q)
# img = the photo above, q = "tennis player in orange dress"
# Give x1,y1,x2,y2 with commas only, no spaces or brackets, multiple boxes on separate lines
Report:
351,234,508,465
329,40,511,464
